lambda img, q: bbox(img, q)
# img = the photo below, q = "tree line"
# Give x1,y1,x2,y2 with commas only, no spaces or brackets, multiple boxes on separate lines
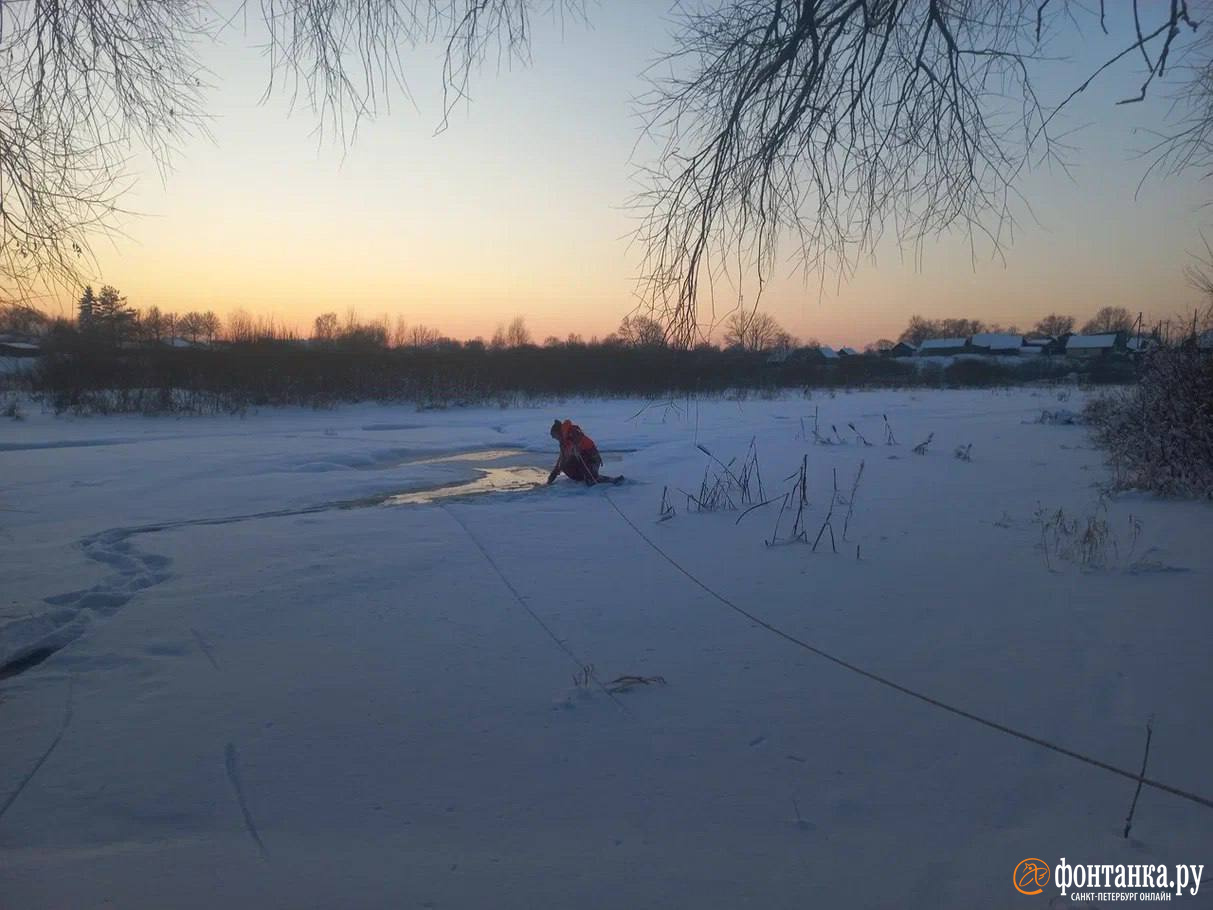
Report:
0,291,1163,358
1,286,808,355
73,286,222,346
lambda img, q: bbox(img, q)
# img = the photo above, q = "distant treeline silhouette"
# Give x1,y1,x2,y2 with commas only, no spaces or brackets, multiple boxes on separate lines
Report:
2,294,1148,414
28,332,1123,416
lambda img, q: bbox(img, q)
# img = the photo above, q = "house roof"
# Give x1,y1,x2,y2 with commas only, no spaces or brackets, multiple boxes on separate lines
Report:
0,341,40,351
1066,333,1119,350
969,333,1023,350
1126,336,1156,352
818,345,840,359
917,337,967,351
839,346,859,356
892,340,917,350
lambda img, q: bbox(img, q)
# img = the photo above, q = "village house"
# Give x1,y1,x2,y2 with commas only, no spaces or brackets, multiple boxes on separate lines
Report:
0,334,42,358
968,332,1024,354
1022,333,1061,355
1064,332,1125,358
915,337,969,356
1126,336,1158,355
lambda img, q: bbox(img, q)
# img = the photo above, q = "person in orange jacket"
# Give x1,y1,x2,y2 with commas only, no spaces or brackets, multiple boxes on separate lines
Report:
547,419,619,485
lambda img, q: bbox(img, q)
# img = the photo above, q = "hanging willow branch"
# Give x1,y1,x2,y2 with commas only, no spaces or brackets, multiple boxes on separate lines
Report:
633,0,1202,348
0,0,581,291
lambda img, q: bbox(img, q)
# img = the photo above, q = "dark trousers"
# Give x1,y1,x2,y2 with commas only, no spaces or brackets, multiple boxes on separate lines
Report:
561,448,602,482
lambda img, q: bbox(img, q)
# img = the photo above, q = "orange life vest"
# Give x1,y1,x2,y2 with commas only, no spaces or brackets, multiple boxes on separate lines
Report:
558,419,597,457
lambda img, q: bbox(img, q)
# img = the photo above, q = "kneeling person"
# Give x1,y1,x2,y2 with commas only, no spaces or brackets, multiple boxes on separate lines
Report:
547,419,618,486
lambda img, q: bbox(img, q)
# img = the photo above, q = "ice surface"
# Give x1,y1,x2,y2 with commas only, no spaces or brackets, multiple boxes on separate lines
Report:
1,389,1210,908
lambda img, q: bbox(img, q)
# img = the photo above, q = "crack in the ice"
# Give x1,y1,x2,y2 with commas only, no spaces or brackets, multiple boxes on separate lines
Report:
0,646,59,681
2,456,552,680
0,505,342,680
0,439,145,452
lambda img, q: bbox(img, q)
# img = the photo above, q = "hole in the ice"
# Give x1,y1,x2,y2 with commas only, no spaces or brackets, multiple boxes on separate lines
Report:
348,445,628,506
382,465,552,505
350,447,531,472
411,448,528,465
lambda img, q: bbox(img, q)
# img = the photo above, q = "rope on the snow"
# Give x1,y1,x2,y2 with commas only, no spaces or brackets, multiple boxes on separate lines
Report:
441,505,633,717
603,494,1213,813
0,675,74,824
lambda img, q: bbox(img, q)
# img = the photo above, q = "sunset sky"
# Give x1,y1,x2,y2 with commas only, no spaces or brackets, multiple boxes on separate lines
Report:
70,1,1213,347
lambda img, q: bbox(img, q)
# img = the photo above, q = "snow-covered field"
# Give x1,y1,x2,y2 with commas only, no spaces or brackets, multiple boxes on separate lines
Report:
2,389,1210,908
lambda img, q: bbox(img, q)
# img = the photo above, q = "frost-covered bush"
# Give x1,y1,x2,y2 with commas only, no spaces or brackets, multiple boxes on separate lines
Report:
1033,503,1141,571
1085,350,1213,498
1,392,23,420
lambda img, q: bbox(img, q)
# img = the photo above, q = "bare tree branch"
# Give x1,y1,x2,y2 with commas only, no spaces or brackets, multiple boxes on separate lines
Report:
0,0,579,292
0,0,1208,329
632,0,1204,348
